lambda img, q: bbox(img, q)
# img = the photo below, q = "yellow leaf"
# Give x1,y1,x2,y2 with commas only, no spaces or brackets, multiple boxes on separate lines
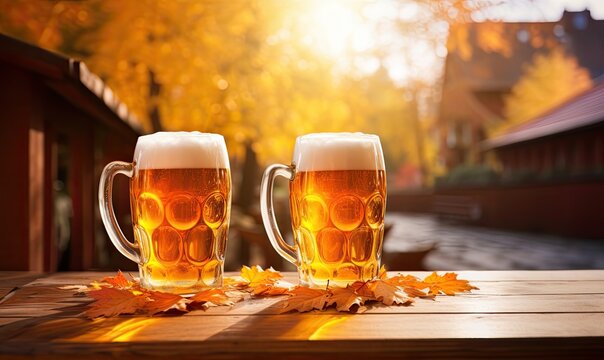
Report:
240,265,282,287
223,276,248,289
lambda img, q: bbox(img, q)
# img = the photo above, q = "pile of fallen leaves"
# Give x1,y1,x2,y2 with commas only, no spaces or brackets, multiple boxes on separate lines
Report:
61,266,478,318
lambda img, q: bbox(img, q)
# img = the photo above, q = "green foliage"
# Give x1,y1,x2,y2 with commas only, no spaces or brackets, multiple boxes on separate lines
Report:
436,164,499,187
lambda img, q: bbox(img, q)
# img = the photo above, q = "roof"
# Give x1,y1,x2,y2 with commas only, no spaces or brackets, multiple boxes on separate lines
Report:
482,81,604,150
0,33,142,134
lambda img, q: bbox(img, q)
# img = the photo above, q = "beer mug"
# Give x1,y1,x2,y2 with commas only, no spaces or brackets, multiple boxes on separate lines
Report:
260,133,386,287
99,132,231,294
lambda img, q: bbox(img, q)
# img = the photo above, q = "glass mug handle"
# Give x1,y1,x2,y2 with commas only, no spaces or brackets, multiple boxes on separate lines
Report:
260,164,298,266
98,161,141,264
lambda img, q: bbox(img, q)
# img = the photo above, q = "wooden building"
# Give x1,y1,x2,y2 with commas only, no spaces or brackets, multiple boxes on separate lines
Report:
483,81,604,177
431,81,604,238
0,34,142,271
439,10,604,170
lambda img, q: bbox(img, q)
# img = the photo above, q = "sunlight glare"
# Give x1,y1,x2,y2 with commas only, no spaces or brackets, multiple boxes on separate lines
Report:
302,1,372,58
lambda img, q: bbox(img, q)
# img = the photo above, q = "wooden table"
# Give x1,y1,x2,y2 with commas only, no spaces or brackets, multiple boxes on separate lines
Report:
0,271,603,359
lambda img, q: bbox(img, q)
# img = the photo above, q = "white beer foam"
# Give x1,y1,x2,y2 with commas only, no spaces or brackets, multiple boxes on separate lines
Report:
134,131,230,169
293,133,385,171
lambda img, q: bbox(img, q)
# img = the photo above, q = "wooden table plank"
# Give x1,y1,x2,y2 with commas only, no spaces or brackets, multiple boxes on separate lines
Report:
0,272,44,300
2,313,603,342
0,271,602,359
0,315,602,359
20,270,604,284
1,292,604,318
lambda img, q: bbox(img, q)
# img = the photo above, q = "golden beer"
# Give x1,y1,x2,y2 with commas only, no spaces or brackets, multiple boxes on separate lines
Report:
290,169,386,287
131,168,230,292
261,132,386,288
99,132,231,294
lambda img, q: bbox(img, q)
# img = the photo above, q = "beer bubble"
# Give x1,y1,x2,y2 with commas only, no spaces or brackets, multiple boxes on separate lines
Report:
152,226,183,264
202,192,226,228
350,226,373,264
336,264,360,281
134,132,230,170
133,225,151,263
296,227,315,264
291,198,301,229
311,263,331,280
292,133,385,172
365,193,385,229
185,225,214,265
330,195,364,231
202,260,221,286
363,263,377,280
300,195,328,231
215,226,228,261
169,263,199,288
137,192,164,229
166,193,201,230
317,227,345,263
375,225,384,260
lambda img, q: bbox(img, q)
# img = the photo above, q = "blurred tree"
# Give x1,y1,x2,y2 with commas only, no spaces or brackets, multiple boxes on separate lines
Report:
0,0,495,187
494,48,593,135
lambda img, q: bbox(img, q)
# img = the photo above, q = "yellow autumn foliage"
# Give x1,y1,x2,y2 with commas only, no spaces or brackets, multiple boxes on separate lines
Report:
494,48,593,135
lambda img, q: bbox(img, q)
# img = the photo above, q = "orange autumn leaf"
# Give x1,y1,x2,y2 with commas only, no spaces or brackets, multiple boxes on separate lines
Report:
84,287,147,318
422,272,479,296
370,280,413,306
101,270,132,289
280,287,330,313
349,281,374,297
240,265,282,287
379,265,389,279
327,286,368,311
144,290,189,315
383,274,425,289
223,276,248,289
403,287,433,299
66,267,479,317
190,288,236,306
252,282,292,296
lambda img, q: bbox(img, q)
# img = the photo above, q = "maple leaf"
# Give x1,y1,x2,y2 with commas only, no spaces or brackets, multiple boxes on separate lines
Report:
223,276,248,289
240,265,282,287
348,281,374,297
190,288,236,306
379,265,388,279
327,286,369,311
59,284,90,292
370,280,413,306
383,274,425,289
143,290,189,315
101,270,132,289
251,282,291,296
403,287,433,299
84,287,147,318
422,272,479,296
280,287,330,313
